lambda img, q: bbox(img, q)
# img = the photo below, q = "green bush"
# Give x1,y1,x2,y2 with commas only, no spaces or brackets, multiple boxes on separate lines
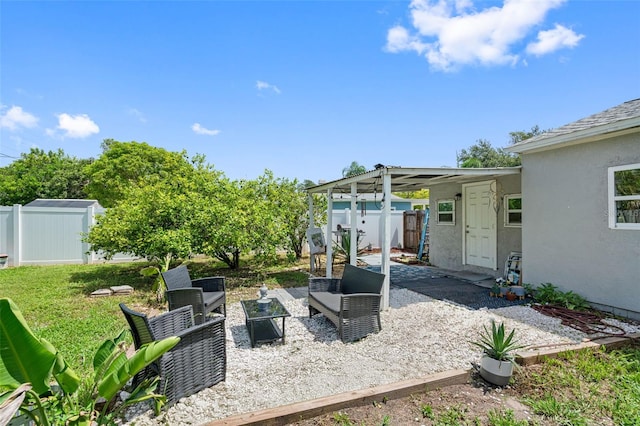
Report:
532,283,590,310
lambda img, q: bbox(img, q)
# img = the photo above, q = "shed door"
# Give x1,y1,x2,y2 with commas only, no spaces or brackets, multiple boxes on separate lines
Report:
463,181,497,269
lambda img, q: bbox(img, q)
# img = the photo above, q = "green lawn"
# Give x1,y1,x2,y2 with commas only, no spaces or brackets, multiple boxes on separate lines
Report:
0,257,310,379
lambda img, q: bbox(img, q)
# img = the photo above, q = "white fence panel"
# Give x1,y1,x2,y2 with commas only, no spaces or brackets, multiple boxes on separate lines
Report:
328,209,405,250
21,207,89,264
0,205,138,267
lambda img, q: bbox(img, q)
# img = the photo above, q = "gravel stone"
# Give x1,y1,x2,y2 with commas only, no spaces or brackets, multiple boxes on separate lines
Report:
123,288,639,425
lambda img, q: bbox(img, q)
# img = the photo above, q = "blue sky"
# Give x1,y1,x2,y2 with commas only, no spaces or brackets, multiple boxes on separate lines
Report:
1,0,639,183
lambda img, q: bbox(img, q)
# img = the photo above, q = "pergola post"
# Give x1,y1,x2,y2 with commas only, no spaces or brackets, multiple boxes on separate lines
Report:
381,172,391,310
325,188,333,278
350,182,357,266
308,193,315,273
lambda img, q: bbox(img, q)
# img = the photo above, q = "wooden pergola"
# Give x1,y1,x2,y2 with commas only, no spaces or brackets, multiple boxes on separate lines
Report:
306,166,521,310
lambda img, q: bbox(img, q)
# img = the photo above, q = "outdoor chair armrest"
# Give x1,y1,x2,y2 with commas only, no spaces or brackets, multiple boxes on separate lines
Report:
309,277,340,293
173,315,226,341
149,306,194,339
192,276,226,293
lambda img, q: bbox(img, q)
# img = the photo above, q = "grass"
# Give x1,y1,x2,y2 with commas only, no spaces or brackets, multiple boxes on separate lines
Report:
517,345,640,425
0,256,311,379
4,258,639,425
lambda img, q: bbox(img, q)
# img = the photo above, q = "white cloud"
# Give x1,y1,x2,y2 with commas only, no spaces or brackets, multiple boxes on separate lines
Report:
386,0,583,71
526,24,585,56
127,107,147,123
54,113,100,138
256,80,281,94
385,25,428,54
0,106,39,131
192,123,220,136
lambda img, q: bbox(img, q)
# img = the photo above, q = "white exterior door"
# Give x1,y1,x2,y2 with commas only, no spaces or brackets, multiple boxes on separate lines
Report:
463,181,497,269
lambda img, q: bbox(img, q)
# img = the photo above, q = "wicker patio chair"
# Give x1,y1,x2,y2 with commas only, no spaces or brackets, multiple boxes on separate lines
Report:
119,303,226,407
308,264,385,343
161,265,226,317
165,287,209,325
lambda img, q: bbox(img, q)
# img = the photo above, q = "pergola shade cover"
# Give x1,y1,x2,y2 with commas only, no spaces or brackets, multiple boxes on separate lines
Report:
306,166,521,310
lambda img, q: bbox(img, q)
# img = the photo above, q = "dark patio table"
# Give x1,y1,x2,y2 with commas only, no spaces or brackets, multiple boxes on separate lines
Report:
241,298,291,347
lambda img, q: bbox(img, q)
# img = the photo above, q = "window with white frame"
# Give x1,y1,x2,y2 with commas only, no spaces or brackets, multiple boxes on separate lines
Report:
504,194,522,227
608,163,640,230
437,200,455,224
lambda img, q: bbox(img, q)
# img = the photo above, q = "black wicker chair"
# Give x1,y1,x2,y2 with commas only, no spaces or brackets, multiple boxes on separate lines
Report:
308,264,385,343
161,265,226,318
119,303,226,406
165,288,209,325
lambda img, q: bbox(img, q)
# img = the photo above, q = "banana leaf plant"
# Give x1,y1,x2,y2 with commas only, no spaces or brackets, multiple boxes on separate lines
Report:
0,298,179,425
140,253,174,302
0,384,31,426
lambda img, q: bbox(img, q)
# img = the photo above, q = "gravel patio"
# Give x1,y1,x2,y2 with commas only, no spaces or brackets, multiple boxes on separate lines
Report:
123,262,640,425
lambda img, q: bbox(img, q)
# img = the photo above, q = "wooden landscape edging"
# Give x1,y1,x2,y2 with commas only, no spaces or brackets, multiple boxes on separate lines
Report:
205,369,470,426
516,332,639,366
205,333,639,426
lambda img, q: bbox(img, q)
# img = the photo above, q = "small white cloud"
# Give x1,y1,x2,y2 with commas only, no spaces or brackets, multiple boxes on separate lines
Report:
526,24,585,56
0,106,39,131
385,25,428,54
54,113,100,138
127,107,147,123
256,80,281,94
386,0,578,71
192,123,220,136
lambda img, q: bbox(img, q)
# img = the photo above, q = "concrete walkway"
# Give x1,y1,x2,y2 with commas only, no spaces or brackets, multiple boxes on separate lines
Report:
356,254,529,310
268,254,530,310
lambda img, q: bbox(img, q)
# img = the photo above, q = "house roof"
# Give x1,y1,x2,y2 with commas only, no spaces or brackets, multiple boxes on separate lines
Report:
25,199,102,208
307,166,521,194
507,98,640,154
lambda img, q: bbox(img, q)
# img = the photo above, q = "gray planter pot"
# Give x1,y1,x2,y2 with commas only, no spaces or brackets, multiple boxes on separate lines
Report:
510,286,525,298
479,355,513,386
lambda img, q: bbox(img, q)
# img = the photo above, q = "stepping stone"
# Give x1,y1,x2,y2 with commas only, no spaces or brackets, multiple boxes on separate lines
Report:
110,285,134,295
91,288,113,297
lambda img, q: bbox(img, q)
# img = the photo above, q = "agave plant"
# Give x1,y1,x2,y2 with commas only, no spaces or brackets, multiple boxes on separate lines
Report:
471,320,524,362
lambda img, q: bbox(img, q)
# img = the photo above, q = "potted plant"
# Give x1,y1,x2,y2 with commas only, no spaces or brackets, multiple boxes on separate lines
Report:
490,282,501,297
509,285,526,299
471,320,524,386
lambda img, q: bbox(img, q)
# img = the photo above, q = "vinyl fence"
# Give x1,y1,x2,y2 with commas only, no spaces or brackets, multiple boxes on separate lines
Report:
327,208,405,250
0,205,137,267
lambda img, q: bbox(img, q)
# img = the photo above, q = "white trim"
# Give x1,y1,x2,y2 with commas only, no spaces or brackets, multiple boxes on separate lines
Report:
608,163,640,230
507,117,640,154
503,194,522,228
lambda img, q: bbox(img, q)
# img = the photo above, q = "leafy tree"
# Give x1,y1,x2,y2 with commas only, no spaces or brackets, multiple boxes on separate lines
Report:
265,177,327,260
300,179,318,189
394,188,430,200
84,139,195,207
457,139,521,168
508,125,544,145
0,148,90,205
86,180,198,265
457,127,546,168
342,161,367,177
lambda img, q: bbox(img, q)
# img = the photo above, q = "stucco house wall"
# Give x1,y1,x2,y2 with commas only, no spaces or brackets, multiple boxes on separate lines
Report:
520,132,640,317
428,173,522,278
